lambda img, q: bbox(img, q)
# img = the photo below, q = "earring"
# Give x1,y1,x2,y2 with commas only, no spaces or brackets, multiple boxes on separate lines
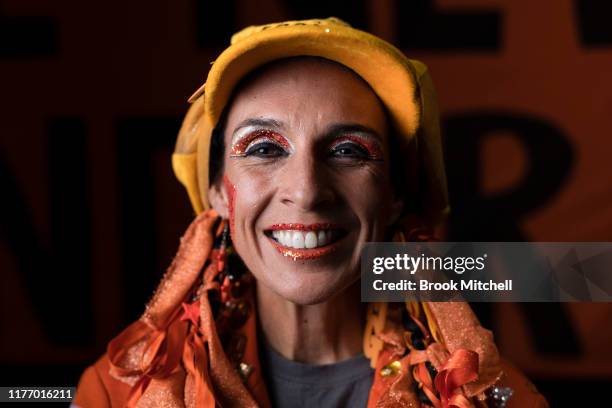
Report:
214,219,251,336
211,219,252,374
217,221,230,274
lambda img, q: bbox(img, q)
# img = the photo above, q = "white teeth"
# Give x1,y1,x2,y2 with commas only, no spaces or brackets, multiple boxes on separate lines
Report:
281,231,290,246
317,230,327,246
305,231,317,248
271,229,337,249
291,231,305,249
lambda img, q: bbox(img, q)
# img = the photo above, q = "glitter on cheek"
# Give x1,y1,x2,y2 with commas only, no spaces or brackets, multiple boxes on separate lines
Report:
223,175,237,241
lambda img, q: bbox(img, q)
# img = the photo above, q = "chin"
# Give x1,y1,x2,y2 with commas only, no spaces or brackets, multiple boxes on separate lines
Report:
276,287,336,305
264,268,358,305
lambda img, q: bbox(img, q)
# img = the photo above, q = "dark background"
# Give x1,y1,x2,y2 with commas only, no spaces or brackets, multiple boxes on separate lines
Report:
2,0,612,406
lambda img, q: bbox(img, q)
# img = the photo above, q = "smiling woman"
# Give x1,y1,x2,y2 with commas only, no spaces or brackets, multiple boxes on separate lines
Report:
210,57,400,310
72,18,548,408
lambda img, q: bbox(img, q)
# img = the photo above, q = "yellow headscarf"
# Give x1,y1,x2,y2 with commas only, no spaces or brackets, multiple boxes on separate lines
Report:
172,17,449,228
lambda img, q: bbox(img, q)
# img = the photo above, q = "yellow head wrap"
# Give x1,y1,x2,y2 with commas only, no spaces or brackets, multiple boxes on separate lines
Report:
172,17,449,226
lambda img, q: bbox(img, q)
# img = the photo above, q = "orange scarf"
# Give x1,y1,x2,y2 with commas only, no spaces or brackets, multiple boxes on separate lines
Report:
104,210,502,407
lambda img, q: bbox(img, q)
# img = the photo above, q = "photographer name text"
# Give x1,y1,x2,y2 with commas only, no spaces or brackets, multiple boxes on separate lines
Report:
372,279,513,292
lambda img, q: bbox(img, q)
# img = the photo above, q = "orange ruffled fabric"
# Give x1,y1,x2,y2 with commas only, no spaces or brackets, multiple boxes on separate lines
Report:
365,302,496,407
73,211,549,408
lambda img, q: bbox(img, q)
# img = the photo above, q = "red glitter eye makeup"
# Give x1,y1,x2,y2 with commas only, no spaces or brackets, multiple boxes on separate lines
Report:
230,128,292,157
330,134,384,160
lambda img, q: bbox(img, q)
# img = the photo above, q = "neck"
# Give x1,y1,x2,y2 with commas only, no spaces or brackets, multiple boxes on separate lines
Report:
256,281,365,365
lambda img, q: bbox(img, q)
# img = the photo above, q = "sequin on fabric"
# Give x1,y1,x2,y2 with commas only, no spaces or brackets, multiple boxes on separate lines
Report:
183,371,196,408
109,337,150,385
135,369,186,408
109,370,141,387
487,386,514,408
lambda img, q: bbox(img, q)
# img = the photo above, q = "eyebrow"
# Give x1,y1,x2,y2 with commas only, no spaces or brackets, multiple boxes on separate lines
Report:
324,123,383,142
230,118,383,144
232,117,284,135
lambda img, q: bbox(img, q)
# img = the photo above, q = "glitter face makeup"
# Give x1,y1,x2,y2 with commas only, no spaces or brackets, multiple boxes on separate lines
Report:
230,128,292,157
329,134,383,161
268,241,338,260
208,58,403,305
267,223,339,231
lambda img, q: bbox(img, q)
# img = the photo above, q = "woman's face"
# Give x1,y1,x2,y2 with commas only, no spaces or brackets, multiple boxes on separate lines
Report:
209,58,403,305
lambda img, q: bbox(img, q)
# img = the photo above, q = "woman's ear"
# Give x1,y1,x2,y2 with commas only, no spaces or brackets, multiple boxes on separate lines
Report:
208,179,230,218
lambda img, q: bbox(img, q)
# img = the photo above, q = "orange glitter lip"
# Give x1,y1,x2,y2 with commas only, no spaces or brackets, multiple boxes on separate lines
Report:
267,223,341,231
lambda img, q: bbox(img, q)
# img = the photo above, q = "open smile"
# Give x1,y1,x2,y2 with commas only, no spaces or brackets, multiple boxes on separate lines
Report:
264,223,347,260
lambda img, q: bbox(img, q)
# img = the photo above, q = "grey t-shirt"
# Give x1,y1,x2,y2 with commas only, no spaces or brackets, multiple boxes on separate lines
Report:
259,342,374,408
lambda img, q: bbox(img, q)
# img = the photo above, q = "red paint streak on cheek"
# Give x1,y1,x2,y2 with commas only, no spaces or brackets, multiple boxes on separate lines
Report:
223,175,237,241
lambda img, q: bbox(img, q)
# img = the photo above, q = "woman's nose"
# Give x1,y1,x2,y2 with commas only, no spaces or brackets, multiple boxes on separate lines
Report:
278,152,336,211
